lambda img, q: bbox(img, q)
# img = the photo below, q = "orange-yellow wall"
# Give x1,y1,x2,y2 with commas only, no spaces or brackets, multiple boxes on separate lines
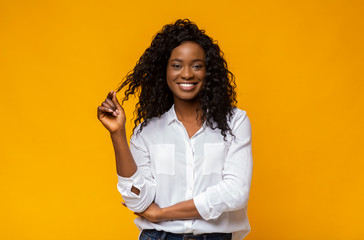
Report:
1,0,363,239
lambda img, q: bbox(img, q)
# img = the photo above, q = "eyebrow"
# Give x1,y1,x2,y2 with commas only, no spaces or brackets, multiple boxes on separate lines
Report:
169,58,204,63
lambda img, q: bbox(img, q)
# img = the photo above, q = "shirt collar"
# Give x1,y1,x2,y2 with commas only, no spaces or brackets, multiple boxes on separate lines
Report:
165,104,208,138
166,104,178,125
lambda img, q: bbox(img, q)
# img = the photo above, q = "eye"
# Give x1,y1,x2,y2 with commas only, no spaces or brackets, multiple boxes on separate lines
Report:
172,64,181,69
193,65,203,69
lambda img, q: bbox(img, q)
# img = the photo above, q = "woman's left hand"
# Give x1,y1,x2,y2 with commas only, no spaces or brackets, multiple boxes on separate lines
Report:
123,202,163,223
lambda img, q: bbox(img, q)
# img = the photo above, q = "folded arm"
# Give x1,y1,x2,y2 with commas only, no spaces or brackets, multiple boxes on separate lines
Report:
136,113,253,222
193,115,253,220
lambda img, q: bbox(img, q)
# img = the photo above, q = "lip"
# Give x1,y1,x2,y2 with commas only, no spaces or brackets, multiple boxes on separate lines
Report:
176,82,199,91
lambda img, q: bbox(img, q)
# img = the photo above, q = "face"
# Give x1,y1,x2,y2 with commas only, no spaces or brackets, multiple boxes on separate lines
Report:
166,41,206,103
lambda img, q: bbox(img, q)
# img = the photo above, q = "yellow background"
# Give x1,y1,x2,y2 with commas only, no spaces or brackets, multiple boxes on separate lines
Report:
1,0,363,239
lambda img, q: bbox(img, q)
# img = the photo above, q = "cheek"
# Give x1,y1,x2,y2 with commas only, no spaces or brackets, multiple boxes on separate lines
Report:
167,70,178,82
199,71,206,88
166,70,176,89
198,70,206,81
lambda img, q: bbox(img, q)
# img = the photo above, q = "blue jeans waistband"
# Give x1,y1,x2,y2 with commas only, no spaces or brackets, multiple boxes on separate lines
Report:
140,229,232,240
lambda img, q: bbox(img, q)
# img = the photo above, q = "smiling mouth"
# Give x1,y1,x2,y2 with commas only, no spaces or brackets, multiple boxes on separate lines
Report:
176,82,199,91
177,82,198,87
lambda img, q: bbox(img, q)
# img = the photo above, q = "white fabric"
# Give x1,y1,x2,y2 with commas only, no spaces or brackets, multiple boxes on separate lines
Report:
117,105,253,240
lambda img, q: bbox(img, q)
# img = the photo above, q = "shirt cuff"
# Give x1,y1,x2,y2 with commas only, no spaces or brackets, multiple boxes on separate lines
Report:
193,193,216,221
116,168,144,198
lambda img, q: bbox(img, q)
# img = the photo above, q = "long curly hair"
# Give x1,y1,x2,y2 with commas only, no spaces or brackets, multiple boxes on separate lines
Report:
116,19,237,139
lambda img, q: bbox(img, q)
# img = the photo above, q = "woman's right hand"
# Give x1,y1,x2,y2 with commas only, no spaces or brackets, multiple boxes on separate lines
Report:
97,90,126,134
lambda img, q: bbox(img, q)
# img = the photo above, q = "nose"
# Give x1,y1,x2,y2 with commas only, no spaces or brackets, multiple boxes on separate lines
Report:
181,67,194,80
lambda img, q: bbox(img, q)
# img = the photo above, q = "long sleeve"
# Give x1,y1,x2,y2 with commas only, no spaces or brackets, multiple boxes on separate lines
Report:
116,129,156,213
193,112,253,221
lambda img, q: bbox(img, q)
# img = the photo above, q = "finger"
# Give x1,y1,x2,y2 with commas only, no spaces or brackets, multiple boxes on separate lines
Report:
99,105,117,117
102,101,112,109
107,91,114,100
98,106,114,113
103,100,119,115
105,98,116,110
121,202,127,207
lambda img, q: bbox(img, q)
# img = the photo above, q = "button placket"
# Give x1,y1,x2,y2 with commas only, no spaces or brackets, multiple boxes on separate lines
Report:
185,140,194,199
175,119,200,233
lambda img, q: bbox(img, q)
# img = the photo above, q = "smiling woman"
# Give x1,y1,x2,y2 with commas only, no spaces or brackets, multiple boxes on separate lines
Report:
97,19,253,240
167,41,206,103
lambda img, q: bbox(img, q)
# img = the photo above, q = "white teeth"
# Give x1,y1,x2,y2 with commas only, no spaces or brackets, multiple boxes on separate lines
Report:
179,83,195,87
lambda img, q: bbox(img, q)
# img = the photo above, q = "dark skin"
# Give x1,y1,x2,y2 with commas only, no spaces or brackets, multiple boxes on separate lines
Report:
97,41,205,222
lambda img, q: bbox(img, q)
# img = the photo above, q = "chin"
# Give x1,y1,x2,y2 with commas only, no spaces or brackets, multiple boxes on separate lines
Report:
175,94,200,102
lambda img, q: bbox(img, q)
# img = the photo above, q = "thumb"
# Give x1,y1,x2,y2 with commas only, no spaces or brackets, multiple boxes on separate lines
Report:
112,91,121,109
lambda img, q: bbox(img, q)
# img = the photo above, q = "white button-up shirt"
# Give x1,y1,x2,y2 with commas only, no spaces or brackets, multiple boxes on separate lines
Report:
117,105,253,240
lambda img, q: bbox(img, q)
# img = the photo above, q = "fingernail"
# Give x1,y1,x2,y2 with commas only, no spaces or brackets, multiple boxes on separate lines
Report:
116,110,119,115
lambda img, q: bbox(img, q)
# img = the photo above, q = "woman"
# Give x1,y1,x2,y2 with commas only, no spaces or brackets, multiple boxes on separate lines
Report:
97,19,253,240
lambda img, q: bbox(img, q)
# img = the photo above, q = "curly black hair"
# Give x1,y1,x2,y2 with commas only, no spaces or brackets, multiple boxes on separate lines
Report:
116,19,237,139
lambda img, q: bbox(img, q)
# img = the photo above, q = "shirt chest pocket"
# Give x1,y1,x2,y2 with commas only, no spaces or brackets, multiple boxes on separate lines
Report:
203,143,227,175
150,144,175,175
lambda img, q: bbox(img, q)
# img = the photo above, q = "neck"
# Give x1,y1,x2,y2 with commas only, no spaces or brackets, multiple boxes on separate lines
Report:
173,98,202,123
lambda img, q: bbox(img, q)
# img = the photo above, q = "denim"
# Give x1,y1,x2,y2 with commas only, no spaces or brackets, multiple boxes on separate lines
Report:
139,229,232,240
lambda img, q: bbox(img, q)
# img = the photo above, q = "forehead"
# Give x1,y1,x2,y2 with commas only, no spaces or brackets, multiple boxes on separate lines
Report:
169,41,205,60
